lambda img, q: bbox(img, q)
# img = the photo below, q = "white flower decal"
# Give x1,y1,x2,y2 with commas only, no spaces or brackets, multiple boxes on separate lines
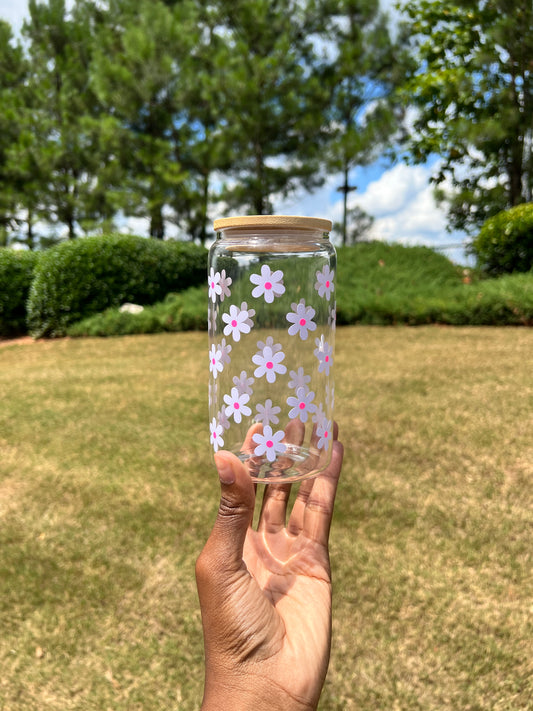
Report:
316,419,332,451
224,386,252,424
287,387,317,423
314,335,333,376
210,417,224,452
252,425,287,463
208,306,217,335
219,337,232,365
288,367,311,392
209,344,223,378
250,264,285,303
208,268,222,303
315,265,335,301
217,407,231,431
252,342,287,383
254,399,281,426
313,402,327,428
233,370,254,396
329,302,336,330
257,335,282,354
222,302,253,342
219,269,232,301
286,299,317,340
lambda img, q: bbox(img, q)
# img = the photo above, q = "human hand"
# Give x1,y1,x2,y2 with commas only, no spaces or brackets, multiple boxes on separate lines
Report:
196,424,343,711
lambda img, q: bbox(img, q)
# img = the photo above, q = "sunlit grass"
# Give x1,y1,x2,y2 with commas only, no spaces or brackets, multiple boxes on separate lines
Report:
1,328,532,709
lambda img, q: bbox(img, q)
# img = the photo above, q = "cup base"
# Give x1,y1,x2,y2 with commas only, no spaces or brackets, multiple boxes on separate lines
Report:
234,443,329,483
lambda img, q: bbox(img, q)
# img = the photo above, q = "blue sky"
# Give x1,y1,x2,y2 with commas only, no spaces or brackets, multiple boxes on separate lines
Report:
1,0,470,263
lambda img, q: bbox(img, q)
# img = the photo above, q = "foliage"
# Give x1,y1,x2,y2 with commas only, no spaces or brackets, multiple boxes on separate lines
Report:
27,235,206,338
64,242,533,337
67,286,207,337
470,203,533,276
400,0,533,234
0,248,40,337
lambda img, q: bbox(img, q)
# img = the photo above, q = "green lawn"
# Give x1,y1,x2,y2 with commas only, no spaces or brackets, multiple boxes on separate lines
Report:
1,327,532,710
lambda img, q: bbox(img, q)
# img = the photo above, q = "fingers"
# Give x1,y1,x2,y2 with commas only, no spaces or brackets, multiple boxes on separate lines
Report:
196,451,255,590
288,423,342,544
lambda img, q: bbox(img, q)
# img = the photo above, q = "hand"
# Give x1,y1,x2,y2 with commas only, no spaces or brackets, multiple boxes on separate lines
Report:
196,424,343,711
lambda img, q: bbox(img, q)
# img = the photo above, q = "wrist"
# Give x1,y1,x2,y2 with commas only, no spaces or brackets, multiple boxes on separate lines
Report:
201,674,316,711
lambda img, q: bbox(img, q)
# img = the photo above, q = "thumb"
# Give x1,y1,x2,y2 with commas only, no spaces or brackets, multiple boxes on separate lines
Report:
196,452,255,585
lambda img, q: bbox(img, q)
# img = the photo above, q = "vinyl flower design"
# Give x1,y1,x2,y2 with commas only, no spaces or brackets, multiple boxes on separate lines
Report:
316,419,333,451
208,268,222,303
286,299,317,340
224,386,252,424
287,386,317,423
315,265,335,301
252,342,287,383
222,302,254,342
217,407,230,431
219,337,232,365
209,417,224,452
254,399,281,426
232,370,254,396
250,264,285,303
314,335,333,376
252,425,287,463
219,269,232,301
257,335,282,354
288,367,311,392
209,344,223,378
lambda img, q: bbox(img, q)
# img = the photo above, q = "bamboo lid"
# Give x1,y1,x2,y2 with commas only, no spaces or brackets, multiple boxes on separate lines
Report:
213,215,332,232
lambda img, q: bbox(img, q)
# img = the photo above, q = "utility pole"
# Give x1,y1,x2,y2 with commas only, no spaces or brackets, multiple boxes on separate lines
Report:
336,165,357,246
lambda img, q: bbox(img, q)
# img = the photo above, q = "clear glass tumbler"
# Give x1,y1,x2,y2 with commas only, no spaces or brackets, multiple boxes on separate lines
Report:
208,215,336,482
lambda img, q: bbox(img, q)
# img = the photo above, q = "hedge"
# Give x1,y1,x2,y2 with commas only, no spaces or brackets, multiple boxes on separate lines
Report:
27,235,207,338
0,248,41,337
471,203,533,276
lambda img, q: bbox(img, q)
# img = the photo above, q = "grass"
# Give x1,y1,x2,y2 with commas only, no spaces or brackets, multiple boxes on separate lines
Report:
1,327,532,710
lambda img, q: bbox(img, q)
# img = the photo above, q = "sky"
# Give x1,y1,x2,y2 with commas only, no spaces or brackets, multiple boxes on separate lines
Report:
1,0,470,263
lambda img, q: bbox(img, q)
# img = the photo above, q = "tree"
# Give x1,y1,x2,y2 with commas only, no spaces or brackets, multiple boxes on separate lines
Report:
322,0,412,245
214,0,329,215
400,0,533,234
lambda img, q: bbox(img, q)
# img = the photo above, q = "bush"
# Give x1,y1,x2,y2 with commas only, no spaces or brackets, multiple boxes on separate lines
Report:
471,204,533,275
0,249,40,337
27,235,207,337
67,286,207,337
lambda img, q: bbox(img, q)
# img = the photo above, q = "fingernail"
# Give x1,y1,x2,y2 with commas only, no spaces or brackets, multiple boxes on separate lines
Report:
216,457,235,485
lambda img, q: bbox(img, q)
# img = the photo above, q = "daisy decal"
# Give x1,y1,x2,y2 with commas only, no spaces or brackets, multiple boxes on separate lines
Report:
208,268,222,303
217,407,230,431
315,265,335,301
209,344,223,379
232,370,254,396
254,399,281,426
207,306,217,335
210,417,224,452
250,264,285,303
252,342,287,383
222,302,253,342
224,386,252,424
257,335,282,354
288,367,311,392
252,425,287,463
219,269,232,301
313,402,327,428
219,337,232,365
287,386,317,423
286,299,317,340
314,335,333,376
328,302,336,330
316,419,333,451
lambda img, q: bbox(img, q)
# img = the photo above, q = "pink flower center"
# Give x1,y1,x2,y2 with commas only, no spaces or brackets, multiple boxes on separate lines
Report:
265,281,272,290
266,440,274,448
324,431,329,438
234,403,240,410
299,318,306,326
326,280,330,288
325,355,329,362
299,402,306,410
213,431,217,439
211,281,215,289
231,319,237,327
211,358,215,365
266,361,274,369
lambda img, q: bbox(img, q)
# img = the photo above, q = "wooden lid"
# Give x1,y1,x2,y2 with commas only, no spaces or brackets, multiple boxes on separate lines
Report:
213,215,332,232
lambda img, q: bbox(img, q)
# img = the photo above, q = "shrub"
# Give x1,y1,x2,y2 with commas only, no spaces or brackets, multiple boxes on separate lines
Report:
27,235,207,337
0,248,40,337
67,286,207,337
471,204,533,275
